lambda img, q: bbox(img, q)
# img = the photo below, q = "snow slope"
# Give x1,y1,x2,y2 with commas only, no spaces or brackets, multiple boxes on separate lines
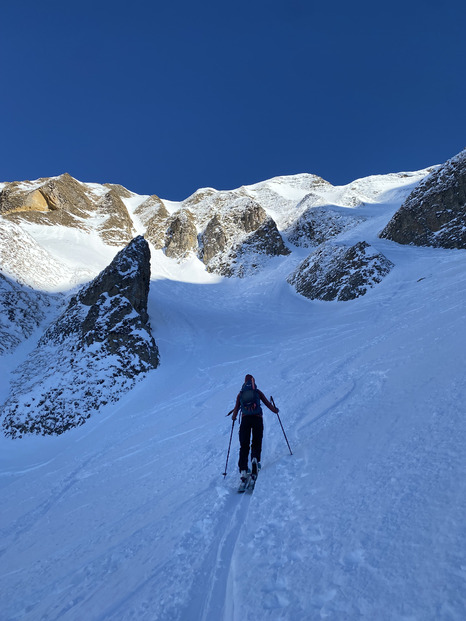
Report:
1,171,466,620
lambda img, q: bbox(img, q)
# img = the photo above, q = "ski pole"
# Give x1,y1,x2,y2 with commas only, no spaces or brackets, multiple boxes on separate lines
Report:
222,418,235,477
271,396,293,456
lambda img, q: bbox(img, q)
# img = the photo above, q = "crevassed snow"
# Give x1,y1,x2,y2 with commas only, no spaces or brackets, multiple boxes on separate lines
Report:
1,170,466,621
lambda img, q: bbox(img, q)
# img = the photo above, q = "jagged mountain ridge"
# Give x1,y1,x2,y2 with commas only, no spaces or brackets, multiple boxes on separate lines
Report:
0,165,438,361
0,166,431,288
3,155,464,437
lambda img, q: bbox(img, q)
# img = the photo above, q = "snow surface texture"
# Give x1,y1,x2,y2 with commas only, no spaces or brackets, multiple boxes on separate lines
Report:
1,236,159,438
1,163,466,620
0,217,92,291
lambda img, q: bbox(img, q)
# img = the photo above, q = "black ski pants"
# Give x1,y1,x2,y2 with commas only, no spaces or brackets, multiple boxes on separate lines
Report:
238,415,264,472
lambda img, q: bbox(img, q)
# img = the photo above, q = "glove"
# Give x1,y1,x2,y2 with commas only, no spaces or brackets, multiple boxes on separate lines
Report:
232,413,237,422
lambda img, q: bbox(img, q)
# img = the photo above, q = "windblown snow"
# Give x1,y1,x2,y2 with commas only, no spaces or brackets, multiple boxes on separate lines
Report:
1,168,466,620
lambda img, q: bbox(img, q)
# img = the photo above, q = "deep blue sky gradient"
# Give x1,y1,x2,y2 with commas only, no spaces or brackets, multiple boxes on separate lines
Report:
2,0,465,200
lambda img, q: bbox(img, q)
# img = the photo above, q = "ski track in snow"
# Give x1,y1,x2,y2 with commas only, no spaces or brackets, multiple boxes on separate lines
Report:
1,183,466,620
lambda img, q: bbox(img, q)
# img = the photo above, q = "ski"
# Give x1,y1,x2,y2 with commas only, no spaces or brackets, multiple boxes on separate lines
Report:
237,472,258,493
247,458,260,492
246,474,257,492
237,461,260,493
238,474,251,493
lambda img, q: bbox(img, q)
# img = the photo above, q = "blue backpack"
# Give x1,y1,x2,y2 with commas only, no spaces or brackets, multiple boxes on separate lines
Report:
240,380,261,415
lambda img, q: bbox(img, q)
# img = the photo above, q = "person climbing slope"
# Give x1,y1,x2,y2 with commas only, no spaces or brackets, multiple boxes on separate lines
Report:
231,374,279,487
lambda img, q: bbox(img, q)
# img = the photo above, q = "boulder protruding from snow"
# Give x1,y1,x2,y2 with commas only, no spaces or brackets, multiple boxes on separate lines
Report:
380,149,466,249
288,241,394,301
1,236,159,438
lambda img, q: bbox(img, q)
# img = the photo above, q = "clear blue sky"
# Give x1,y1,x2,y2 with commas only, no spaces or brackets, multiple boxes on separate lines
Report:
2,0,465,200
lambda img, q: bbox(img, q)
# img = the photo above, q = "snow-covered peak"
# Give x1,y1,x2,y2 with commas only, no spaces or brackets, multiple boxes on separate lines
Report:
0,166,433,290
335,167,436,203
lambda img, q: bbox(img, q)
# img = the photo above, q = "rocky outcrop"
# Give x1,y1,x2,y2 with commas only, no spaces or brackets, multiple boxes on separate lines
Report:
164,209,198,259
0,185,49,214
0,174,95,228
0,175,136,246
380,149,466,249
234,200,267,233
135,196,169,250
288,241,393,301
1,236,159,438
103,183,134,199
96,189,136,246
75,235,154,325
200,215,228,264
203,198,267,242
196,197,291,276
245,218,290,256
182,191,267,233
127,182,301,274
216,218,291,277
40,174,95,219
0,273,51,355
287,204,365,248
198,198,286,275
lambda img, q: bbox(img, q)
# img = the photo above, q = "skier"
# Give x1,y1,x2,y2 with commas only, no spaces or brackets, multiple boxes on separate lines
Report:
231,374,279,487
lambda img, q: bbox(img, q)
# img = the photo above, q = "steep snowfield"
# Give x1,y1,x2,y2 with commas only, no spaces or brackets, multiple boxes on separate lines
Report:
1,171,466,620
0,219,95,291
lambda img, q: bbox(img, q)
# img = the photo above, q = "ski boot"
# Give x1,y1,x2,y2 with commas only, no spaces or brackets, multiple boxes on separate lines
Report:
251,458,261,479
238,469,251,493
